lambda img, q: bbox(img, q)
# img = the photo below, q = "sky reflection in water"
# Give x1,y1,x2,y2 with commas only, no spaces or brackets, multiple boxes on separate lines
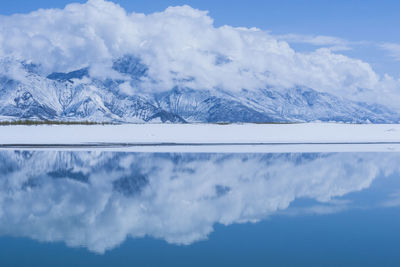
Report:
0,150,400,266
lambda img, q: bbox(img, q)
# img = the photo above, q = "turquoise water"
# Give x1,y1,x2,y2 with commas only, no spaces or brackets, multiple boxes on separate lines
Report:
0,151,399,266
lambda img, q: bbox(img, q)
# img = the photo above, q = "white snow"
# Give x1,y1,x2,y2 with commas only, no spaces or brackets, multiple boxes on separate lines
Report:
1,144,398,153
0,123,400,152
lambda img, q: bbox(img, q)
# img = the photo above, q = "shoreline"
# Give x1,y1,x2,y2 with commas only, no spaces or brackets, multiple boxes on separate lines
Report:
1,143,400,153
0,123,399,149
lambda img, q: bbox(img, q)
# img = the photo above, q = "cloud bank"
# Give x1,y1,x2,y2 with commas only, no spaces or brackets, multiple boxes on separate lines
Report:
0,151,399,253
0,0,399,107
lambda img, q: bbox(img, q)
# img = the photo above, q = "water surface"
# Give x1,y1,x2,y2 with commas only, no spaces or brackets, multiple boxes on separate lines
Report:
0,150,399,266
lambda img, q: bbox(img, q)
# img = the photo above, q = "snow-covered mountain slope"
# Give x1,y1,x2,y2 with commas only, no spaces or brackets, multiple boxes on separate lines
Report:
0,56,398,123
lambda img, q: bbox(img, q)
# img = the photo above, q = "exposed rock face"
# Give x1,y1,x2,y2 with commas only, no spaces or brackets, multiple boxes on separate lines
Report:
0,56,398,123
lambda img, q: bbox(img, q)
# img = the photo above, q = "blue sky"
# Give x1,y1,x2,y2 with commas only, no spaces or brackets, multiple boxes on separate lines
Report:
1,0,399,77
0,0,399,41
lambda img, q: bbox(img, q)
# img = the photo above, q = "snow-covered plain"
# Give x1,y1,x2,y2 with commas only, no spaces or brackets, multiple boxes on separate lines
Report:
1,123,400,152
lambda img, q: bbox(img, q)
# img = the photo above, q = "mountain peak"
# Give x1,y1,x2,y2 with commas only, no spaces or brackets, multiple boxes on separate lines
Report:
0,58,399,123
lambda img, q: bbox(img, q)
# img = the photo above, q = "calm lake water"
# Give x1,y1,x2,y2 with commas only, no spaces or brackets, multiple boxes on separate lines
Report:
0,150,400,266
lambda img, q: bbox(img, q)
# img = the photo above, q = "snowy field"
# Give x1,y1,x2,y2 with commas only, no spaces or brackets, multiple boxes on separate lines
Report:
1,123,400,152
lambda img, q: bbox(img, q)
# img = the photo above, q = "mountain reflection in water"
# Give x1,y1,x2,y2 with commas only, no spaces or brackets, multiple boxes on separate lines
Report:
0,151,399,253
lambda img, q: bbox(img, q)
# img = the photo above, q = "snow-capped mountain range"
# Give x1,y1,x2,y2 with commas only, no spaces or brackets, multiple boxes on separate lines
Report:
0,55,398,123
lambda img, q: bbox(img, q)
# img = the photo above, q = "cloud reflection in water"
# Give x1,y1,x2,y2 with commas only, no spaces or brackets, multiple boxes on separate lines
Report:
0,151,398,253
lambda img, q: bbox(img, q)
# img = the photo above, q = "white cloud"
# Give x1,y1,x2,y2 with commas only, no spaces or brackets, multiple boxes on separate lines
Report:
380,43,400,61
0,151,399,253
118,81,135,95
0,0,399,108
276,33,353,51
